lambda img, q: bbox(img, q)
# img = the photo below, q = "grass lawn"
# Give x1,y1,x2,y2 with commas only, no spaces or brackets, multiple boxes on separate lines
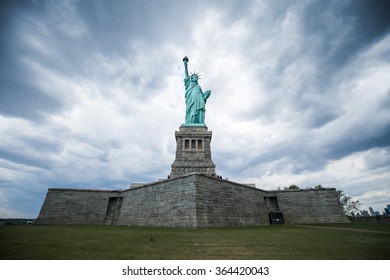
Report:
1,223,389,260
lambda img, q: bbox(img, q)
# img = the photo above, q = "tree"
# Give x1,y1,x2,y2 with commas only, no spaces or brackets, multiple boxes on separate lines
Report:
285,184,300,190
338,191,361,216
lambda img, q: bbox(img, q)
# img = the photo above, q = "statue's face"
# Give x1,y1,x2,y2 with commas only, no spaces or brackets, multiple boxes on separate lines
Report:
191,75,198,82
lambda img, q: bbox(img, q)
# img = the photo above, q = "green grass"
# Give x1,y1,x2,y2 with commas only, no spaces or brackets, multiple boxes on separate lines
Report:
1,223,389,260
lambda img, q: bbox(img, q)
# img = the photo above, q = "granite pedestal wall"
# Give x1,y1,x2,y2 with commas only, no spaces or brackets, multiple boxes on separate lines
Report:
36,174,348,227
170,126,216,178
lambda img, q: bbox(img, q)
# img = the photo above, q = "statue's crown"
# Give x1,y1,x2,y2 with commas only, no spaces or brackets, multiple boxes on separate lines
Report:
190,71,201,79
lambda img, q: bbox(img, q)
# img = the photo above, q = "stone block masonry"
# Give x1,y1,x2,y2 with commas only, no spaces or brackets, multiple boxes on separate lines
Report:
170,126,216,178
36,189,120,225
36,174,348,227
268,189,349,224
116,176,198,227
194,175,269,227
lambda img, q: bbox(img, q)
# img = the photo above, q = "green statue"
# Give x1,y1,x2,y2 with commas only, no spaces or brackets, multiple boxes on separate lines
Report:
182,56,211,125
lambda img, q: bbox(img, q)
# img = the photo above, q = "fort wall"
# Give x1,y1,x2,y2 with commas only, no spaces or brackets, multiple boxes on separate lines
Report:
194,175,269,227
36,174,348,227
36,189,119,225
269,189,349,224
117,176,198,227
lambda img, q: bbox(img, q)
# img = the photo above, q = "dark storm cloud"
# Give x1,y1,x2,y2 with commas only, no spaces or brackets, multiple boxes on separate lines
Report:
363,147,390,171
0,0,30,38
301,0,390,68
328,124,390,160
76,0,202,54
0,78,65,121
0,148,50,169
251,0,390,95
0,1,82,121
0,131,63,169
293,0,390,92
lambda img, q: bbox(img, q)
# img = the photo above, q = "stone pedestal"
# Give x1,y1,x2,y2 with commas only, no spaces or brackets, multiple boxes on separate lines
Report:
170,125,216,178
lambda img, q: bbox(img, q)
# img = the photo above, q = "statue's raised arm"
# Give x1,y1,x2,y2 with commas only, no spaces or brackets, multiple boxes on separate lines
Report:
182,56,211,126
183,56,189,78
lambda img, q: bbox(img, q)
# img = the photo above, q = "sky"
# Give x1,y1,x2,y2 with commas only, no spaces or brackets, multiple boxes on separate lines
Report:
1,0,390,218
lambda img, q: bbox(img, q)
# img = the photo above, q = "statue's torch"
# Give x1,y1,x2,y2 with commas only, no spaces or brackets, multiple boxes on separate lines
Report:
183,56,189,77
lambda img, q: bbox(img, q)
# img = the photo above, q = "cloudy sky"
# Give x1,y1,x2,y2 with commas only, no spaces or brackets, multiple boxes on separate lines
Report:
1,0,390,218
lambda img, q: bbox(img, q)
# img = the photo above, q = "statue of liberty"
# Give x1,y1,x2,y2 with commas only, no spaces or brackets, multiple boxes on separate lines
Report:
182,56,211,125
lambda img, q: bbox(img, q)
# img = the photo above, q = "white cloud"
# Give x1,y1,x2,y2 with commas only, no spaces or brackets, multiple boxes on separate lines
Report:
0,207,27,219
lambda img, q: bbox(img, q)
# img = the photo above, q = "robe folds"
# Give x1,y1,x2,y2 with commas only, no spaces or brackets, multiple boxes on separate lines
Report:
184,76,211,124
